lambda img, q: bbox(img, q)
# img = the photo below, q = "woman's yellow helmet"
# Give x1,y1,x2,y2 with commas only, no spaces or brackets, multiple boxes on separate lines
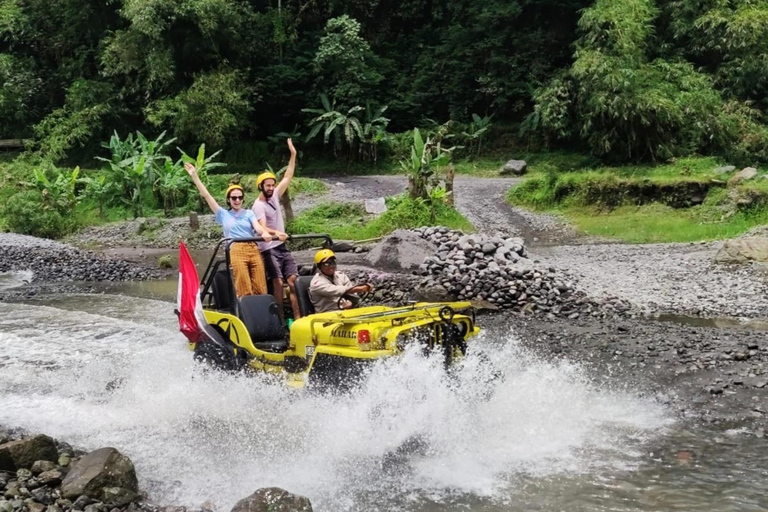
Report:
224,184,244,198
256,171,277,190
314,249,336,265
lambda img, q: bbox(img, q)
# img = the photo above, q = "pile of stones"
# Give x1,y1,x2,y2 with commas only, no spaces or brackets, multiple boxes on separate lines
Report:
407,226,632,319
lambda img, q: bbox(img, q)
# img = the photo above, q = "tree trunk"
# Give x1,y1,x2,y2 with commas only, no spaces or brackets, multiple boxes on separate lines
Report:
280,190,295,223
446,164,455,206
408,175,419,199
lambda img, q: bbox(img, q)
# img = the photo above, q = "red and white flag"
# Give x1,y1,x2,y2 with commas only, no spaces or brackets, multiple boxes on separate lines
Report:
177,241,216,343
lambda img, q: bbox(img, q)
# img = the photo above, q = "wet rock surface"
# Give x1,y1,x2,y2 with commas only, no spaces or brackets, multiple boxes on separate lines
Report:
230,488,312,512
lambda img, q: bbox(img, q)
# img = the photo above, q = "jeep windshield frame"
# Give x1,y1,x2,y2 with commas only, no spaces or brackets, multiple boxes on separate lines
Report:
199,233,334,315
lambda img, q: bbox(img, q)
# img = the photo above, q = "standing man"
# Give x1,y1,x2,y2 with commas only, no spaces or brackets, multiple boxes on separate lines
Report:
253,138,300,322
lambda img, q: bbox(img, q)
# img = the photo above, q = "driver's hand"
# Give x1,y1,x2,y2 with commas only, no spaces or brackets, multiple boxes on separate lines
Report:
339,299,352,310
276,231,288,241
262,233,273,242
366,284,374,293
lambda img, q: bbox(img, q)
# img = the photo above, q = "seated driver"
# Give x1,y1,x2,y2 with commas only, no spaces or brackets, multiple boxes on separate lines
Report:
308,249,373,313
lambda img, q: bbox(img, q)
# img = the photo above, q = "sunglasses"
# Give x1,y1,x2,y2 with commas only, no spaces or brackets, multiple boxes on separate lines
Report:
229,195,244,201
321,260,337,267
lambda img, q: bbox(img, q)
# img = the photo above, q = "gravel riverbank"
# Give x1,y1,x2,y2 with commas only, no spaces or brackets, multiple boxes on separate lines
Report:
533,242,768,318
0,234,161,296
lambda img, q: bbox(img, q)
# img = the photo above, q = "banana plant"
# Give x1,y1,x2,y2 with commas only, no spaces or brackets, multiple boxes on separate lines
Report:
359,101,389,163
135,131,176,185
303,94,363,157
400,128,452,199
154,159,188,216
122,156,147,218
179,144,226,212
427,185,449,223
32,165,80,212
461,113,493,156
78,173,113,218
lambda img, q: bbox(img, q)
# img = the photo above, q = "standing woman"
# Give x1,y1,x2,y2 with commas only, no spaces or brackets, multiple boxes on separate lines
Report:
185,163,277,298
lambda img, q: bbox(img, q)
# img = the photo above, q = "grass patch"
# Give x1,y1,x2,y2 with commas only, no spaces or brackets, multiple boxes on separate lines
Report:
288,196,473,241
508,155,768,243
566,203,768,243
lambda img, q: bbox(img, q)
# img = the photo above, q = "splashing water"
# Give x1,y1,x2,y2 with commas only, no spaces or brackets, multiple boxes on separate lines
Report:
0,295,672,511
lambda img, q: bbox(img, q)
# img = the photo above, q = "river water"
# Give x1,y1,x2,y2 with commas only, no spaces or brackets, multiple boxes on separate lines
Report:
0,278,767,511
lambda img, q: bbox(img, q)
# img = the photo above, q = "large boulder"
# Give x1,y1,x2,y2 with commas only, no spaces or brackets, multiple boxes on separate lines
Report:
366,230,437,271
715,236,768,264
61,447,138,500
0,434,58,470
500,159,527,176
230,488,312,512
728,167,758,186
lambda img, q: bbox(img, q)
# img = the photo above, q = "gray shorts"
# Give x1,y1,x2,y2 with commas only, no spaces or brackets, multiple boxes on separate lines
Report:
262,243,298,281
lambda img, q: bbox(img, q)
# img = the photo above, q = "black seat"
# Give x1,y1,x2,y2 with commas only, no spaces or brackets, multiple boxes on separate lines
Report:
238,295,288,352
294,275,315,317
211,269,233,311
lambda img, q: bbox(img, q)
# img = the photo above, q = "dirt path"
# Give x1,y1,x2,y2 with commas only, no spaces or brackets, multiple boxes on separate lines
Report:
302,175,582,244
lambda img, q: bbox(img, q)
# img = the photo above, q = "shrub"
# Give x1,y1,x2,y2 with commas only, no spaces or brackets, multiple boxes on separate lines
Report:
3,190,79,239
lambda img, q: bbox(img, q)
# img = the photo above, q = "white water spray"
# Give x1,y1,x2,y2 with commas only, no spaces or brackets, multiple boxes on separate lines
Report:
0,296,672,511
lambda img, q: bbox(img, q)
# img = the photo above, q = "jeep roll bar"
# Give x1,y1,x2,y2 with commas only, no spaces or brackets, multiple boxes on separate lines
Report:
199,233,334,315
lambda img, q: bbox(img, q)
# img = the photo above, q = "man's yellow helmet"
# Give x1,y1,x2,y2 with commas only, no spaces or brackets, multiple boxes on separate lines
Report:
314,249,336,265
256,171,277,190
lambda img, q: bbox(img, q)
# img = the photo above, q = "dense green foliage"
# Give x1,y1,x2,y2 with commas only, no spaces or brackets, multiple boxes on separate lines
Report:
5,0,768,165
0,0,591,162
5,0,768,242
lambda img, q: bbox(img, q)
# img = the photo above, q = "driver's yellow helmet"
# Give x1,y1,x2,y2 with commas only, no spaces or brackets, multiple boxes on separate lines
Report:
314,249,336,265
255,171,277,190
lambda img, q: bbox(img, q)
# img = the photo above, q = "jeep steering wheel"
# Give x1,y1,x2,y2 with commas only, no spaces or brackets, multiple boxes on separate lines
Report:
337,288,371,310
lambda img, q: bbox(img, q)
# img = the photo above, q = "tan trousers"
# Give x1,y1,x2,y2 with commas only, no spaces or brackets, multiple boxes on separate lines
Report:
230,242,267,298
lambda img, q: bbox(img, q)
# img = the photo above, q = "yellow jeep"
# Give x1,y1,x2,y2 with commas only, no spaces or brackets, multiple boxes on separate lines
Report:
191,235,480,387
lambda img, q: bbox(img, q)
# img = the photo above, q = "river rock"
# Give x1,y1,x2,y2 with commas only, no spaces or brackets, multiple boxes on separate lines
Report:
31,460,57,474
365,230,437,271
364,197,387,215
500,159,527,176
713,165,736,175
715,236,768,264
101,487,138,506
230,488,312,512
413,283,454,302
61,448,138,500
0,435,58,470
728,167,758,186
